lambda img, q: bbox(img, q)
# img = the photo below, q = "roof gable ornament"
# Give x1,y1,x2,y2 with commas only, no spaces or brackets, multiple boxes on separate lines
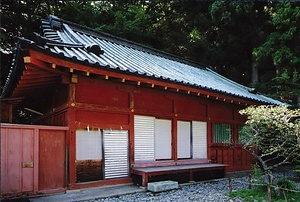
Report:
85,44,104,56
248,88,257,94
49,15,62,30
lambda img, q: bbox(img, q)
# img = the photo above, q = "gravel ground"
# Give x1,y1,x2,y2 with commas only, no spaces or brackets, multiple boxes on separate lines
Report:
84,177,248,202
84,172,300,202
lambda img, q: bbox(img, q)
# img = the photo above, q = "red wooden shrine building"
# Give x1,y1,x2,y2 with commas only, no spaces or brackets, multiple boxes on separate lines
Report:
1,16,283,196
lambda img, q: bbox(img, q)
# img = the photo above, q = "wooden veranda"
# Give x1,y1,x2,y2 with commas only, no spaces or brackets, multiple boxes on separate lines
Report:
131,162,227,186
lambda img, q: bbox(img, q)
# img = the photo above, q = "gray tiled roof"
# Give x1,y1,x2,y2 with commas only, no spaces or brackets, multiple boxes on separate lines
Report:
5,15,284,105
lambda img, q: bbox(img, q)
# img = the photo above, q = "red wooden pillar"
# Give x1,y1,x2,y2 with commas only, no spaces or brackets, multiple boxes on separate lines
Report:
129,113,134,166
68,82,76,188
172,117,178,161
207,121,212,161
129,92,135,166
172,100,178,161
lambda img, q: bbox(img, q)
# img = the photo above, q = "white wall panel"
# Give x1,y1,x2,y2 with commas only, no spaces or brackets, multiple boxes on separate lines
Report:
177,121,191,159
134,115,155,161
192,121,207,159
76,130,102,160
155,119,172,160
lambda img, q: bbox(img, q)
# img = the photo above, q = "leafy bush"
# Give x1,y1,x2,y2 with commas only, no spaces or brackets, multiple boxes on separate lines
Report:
229,177,300,202
229,187,267,201
239,106,300,173
251,163,263,177
276,177,297,193
294,159,300,177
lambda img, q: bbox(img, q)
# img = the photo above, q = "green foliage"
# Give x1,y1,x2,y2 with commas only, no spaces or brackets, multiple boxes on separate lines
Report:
271,69,300,105
295,160,300,176
253,3,300,67
229,186,267,201
239,105,300,172
0,1,55,52
230,177,299,201
229,185,300,202
276,177,297,193
101,5,151,41
252,2,300,105
55,1,108,29
251,163,264,178
209,2,266,84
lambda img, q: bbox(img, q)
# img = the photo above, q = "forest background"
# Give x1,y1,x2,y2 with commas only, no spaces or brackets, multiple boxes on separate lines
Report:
1,1,299,106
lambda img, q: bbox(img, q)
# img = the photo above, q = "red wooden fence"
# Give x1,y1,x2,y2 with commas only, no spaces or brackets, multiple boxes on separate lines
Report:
209,144,256,172
0,123,68,197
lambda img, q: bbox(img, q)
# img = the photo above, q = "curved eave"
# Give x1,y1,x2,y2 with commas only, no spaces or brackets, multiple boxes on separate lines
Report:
1,43,23,98
14,44,279,106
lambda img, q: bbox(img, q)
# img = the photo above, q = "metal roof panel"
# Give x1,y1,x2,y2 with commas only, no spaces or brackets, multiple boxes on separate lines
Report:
33,16,285,105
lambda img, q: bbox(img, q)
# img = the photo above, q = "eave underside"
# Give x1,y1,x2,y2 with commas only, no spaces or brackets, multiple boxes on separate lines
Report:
10,49,261,106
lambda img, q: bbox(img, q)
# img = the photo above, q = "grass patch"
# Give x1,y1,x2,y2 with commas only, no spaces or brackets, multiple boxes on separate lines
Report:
229,185,300,202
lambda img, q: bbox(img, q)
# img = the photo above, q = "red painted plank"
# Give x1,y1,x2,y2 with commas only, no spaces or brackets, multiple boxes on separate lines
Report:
21,129,34,192
39,130,66,191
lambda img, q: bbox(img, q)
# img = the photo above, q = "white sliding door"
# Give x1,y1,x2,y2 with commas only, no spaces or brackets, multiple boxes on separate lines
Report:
103,130,129,179
192,121,207,159
155,119,172,160
177,121,191,159
134,115,155,161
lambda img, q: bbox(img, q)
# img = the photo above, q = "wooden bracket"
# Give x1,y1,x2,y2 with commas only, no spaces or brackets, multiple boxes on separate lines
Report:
71,74,78,83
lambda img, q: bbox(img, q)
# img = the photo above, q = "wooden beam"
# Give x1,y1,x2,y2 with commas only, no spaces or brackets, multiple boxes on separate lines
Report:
23,70,52,76
0,97,24,102
17,81,57,88
74,102,132,114
19,77,58,84
25,61,68,76
21,74,55,79
24,107,44,116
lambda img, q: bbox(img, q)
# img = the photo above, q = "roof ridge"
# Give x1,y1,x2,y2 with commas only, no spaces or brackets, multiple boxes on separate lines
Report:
34,32,85,48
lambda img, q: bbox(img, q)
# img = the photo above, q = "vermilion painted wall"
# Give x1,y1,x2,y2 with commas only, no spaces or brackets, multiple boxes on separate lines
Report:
72,76,254,172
